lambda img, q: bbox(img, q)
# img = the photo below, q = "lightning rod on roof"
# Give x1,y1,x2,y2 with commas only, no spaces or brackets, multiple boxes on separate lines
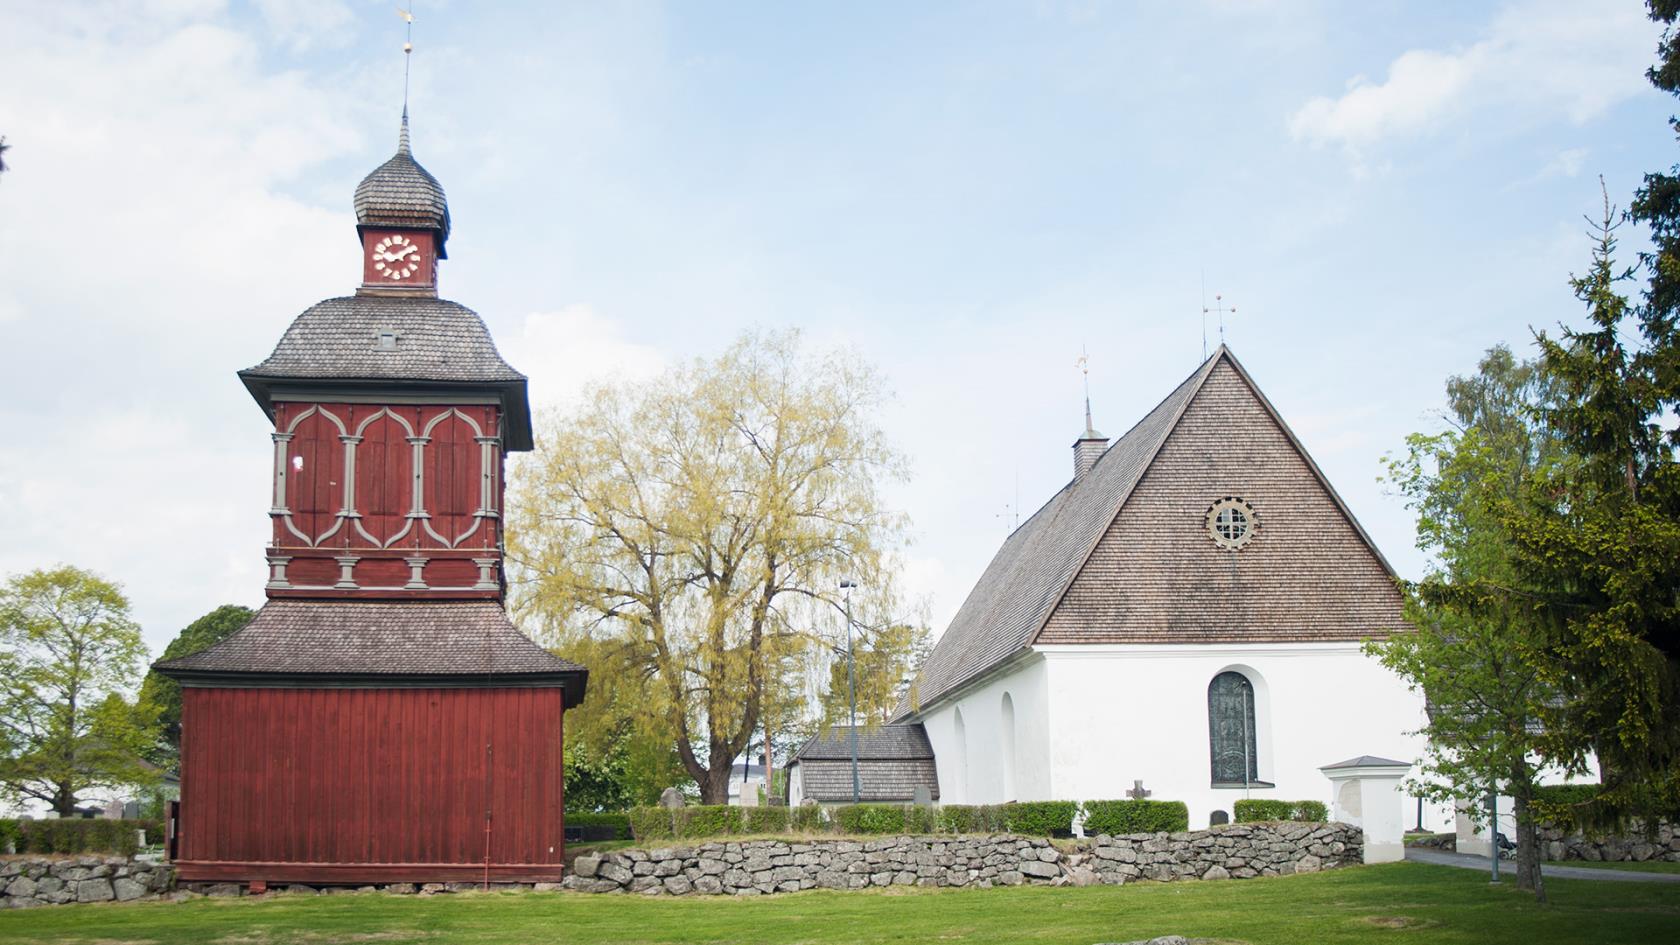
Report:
397,4,415,112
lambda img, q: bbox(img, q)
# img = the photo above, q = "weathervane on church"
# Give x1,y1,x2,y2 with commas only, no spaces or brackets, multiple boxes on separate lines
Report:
1076,345,1094,434
1202,293,1236,358
397,4,415,109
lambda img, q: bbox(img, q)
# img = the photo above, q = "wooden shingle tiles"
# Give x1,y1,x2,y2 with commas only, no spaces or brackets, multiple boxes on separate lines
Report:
1037,357,1404,645
904,347,1405,715
156,600,587,701
240,295,524,384
353,114,451,247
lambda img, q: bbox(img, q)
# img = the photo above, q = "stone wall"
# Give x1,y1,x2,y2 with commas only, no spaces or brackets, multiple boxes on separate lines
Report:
563,822,1361,896
1,856,173,908
1539,820,1680,864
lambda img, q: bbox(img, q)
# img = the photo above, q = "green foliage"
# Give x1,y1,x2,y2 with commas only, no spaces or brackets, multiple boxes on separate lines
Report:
833,803,914,835
1232,800,1327,824
788,804,824,832
934,804,1003,834
627,807,676,842
1081,799,1190,834
508,330,915,803
564,812,631,840
818,623,933,730
999,801,1078,837
136,604,253,765
0,818,160,855
0,566,159,815
681,805,744,838
742,806,791,834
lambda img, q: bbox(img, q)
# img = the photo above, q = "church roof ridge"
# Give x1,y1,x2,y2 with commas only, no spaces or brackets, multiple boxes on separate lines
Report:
899,344,1402,718
900,350,1227,716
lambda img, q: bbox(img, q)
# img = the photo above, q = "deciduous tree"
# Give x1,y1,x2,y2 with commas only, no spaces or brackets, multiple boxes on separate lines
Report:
0,566,156,815
136,604,254,766
508,330,913,804
1374,346,1564,900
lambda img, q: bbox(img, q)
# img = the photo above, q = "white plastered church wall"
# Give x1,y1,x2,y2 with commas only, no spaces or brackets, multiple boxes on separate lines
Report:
1036,641,1434,830
918,655,1051,804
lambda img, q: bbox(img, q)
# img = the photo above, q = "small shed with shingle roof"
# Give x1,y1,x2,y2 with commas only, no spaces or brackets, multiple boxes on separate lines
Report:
786,724,940,805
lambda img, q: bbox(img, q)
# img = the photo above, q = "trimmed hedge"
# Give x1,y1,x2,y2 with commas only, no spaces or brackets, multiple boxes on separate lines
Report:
0,818,162,855
627,795,1332,842
1000,801,1079,838
1082,799,1190,835
1232,799,1329,823
565,811,631,840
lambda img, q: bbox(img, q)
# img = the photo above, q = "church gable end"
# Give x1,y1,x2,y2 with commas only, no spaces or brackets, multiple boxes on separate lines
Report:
1037,356,1405,644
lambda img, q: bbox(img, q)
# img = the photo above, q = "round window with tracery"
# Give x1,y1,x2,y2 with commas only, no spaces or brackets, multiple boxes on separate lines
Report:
1206,497,1258,550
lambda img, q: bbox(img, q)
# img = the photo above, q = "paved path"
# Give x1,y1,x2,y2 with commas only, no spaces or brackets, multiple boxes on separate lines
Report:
1405,847,1680,883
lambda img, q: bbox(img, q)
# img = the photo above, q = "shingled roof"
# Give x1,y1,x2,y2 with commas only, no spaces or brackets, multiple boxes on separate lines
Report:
902,346,1403,716
789,724,940,803
153,601,588,705
237,294,533,450
903,355,1220,714
354,111,450,254
792,723,937,762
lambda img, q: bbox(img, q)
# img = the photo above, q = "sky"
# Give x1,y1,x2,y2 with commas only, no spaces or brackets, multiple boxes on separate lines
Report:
0,0,1673,661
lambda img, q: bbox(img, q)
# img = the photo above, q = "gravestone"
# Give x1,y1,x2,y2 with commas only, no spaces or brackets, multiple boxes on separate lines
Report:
1209,810,1229,826
912,786,932,806
1126,780,1152,800
659,787,686,810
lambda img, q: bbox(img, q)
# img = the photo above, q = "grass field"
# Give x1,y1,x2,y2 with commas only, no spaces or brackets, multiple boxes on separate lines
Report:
0,862,1674,945
1547,858,1680,875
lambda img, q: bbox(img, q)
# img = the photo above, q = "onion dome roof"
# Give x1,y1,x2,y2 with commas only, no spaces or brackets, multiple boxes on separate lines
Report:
353,109,450,254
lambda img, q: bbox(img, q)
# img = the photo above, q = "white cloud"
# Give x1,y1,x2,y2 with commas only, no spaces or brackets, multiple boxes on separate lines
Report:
511,305,668,411
254,0,354,52
0,3,366,651
1289,0,1657,159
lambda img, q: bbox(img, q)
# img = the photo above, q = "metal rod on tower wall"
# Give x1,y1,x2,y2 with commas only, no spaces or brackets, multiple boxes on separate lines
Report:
842,580,860,804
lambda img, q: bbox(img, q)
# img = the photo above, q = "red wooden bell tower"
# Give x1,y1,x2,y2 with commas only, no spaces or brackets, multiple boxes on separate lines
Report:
155,112,586,887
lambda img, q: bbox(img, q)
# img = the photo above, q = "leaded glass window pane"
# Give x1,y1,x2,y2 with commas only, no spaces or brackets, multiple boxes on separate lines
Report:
1208,671,1258,785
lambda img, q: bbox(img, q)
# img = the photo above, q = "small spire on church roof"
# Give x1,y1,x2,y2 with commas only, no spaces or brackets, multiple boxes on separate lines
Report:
399,106,411,156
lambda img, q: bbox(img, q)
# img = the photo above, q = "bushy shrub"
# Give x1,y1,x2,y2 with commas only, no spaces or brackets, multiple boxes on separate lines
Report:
566,811,631,840
679,805,743,839
788,804,824,832
0,818,149,855
1081,799,1190,835
742,806,790,834
1232,799,1327,823
936,804,1003,834
834,803,913,835
628,807,677,842
1295,800,1328,822
1000,801,1078,837
1532,783,1601,830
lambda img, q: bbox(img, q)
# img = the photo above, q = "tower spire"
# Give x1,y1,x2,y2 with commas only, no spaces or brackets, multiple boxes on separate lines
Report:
1077,346,1095,434
399,106,411,155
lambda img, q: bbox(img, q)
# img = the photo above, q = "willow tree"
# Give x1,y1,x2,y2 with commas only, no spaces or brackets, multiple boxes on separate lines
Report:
508,330,911,804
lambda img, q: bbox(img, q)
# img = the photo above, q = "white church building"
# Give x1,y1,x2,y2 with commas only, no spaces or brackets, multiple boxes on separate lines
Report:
884,346,1438,830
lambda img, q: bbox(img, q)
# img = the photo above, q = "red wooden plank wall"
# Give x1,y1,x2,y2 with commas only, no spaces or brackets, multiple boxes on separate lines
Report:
178,687,565,874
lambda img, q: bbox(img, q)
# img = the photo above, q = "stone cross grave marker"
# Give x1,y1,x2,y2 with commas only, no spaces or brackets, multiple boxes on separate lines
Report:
1126,780,1152,800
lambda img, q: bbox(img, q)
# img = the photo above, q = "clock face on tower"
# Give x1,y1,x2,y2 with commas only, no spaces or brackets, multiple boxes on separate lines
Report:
370,234,422,280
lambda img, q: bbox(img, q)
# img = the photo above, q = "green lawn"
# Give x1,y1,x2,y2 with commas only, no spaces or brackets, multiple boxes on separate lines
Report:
0,862,1674,945
1548,858,1680,875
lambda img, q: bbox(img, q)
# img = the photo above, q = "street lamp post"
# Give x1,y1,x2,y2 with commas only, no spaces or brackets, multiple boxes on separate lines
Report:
841,579,859,804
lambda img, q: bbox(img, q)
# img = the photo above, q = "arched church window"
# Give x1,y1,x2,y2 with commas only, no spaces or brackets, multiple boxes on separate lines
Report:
1208,671,1260,786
